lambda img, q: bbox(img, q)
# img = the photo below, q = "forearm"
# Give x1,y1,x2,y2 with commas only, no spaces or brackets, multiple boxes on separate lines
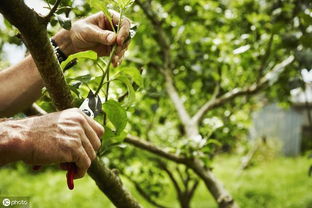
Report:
0,119,28,165
0,31,74,117
0,56,44,117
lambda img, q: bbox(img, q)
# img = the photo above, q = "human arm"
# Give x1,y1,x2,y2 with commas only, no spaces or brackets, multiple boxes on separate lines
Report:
0,11,130,117
0,108,104,178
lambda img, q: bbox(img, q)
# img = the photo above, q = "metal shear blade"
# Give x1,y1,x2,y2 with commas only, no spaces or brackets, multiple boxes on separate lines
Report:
79,90,102,118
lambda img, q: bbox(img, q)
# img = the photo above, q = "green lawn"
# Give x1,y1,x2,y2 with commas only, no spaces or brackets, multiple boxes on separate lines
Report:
0,156,311,208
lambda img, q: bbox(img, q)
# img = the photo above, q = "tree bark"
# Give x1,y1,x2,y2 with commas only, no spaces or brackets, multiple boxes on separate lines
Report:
186,160,238,208
0,1,142,207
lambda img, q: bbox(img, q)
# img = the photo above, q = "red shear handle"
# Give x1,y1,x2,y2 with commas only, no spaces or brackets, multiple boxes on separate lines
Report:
66,163,77,190
32,163,77,190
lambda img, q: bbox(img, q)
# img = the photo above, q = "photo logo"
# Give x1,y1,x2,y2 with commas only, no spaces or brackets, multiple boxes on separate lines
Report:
2,198,10,207
0,197,29,208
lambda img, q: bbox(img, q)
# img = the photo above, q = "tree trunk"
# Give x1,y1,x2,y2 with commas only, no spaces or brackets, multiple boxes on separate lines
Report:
188,159,238,208
0,1,142,207
178,195,191,208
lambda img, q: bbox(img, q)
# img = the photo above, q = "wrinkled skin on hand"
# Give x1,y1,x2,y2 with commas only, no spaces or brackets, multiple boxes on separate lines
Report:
15,108,104,179
55,10,131,67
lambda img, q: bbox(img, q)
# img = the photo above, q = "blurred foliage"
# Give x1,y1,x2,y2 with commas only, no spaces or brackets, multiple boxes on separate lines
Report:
0,0,311,206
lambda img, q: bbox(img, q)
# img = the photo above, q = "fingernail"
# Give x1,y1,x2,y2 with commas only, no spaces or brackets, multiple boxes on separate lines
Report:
114,56,119,64
119,37,125,45
108,33,116,43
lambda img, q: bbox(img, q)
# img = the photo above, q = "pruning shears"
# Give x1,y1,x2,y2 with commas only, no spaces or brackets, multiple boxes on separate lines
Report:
65,90,102,190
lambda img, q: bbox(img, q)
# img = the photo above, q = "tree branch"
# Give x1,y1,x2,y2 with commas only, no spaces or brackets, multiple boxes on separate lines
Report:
136,0,193,131
183,168,191,190
88,158,142,208
191,55,295,125
0,1,141,207
257,33,274,81
45,0,62,22
125,135,187,163
157,160,182,196
162,69,192,128
187,180,199,199
176,166,186,189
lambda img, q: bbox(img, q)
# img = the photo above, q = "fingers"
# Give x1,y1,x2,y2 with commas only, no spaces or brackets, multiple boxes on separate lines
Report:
80,132,97,161
112,55,119,68
80,117,102,152
110,10,131,45
60,109,104,177
85,11,131,59
112,41,130,66
79,111,104,138
89,11,131,46
89,25,117,46
117,19,130,45
73,147,91,179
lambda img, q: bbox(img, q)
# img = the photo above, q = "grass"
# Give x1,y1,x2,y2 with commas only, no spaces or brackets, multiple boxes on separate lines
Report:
0,156,311,208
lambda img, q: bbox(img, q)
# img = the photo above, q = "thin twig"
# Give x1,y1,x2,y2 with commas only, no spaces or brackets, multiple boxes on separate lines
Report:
191,56,295,124
187,180,199,199
257,33,275,82
44,0,62,22
124,135,187,163
157,160,182,195
124,175,169,208
102,11,123,124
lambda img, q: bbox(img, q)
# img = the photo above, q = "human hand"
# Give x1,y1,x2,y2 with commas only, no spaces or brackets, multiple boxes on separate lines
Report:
53,10,131,67
14,108,103,179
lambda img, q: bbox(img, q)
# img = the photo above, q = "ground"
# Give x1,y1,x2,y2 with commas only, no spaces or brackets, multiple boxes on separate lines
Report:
0,156,311,208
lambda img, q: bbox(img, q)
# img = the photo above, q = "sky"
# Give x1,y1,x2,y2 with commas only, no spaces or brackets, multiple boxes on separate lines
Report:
1,0,49,65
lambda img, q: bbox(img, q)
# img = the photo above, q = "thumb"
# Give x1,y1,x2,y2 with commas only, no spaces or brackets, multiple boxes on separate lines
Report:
89,26,117,46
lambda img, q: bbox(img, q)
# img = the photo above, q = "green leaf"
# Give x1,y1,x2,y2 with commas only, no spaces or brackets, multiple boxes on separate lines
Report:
121,67,143,87
100,126,127,156
88,0,110,15
88,0,114,32
69,82,82,97
206,139,222,147
55,14,71,30
114,0,135,9
115,75,136,107
112,130,127,142
102,100,127,134
61,50,98,69
103,126,115,140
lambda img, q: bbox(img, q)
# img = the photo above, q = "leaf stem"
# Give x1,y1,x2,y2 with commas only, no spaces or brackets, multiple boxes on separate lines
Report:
95,9,123,97
100,8,124,125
